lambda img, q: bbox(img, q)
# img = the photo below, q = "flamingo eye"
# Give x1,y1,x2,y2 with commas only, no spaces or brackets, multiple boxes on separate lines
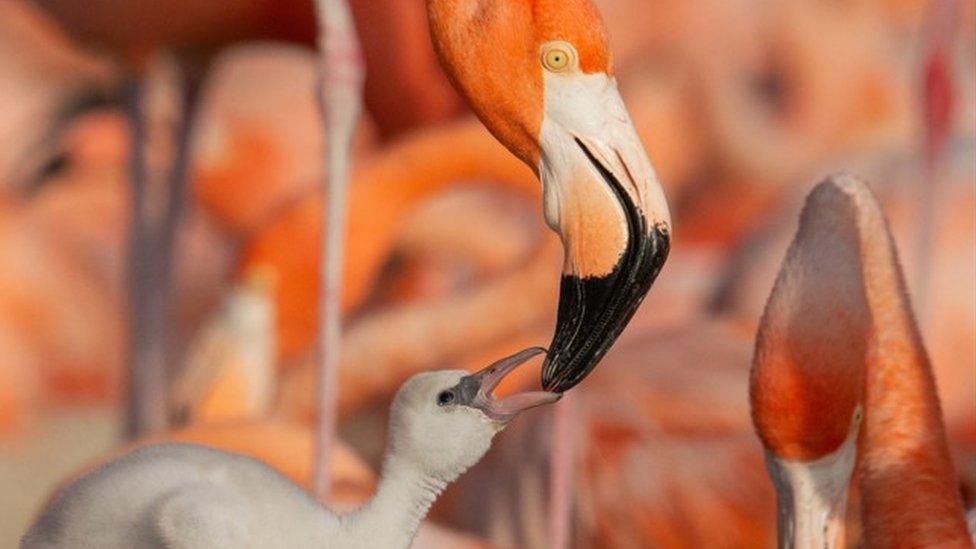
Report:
541,42,577,72
437,390,456,406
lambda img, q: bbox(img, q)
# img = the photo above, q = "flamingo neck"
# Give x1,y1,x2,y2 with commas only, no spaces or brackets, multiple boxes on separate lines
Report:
858,227,970,546
342,454,447,548
362,120,539,207
341,120,539,309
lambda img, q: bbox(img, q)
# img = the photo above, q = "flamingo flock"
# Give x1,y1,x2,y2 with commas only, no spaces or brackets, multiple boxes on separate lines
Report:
0,0,973,547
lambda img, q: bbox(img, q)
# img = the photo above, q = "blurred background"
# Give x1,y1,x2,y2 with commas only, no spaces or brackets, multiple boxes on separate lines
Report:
0,0,973,546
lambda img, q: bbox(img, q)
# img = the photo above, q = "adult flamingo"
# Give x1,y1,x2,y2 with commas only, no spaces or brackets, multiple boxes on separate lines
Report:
750,174,971,547
28,0,459,140
426,0,671,393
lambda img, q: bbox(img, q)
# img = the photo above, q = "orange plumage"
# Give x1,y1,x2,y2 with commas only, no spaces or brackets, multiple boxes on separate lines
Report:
750,175,972,546
238,119,539,363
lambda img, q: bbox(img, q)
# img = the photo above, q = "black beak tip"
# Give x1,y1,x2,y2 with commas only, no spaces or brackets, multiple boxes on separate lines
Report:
541,223,670,393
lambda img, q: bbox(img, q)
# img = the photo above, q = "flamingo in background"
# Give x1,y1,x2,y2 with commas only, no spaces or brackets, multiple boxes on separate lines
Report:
913,0,960,327
26,0,461,437
750,174,972,547
27,0,459,141
238,119,539,364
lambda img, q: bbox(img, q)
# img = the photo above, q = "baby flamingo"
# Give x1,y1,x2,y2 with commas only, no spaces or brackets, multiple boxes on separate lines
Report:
22,349,559,548
750,174,972,547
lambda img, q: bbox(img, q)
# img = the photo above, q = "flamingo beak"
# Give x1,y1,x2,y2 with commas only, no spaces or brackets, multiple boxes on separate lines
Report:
537,73,671,392
455,347,561,422
763,423,858,549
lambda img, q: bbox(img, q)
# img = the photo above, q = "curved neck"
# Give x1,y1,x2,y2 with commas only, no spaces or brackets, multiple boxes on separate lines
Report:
341,118,539,310
858,226,970,546
353,118,538,213
342,455,448,548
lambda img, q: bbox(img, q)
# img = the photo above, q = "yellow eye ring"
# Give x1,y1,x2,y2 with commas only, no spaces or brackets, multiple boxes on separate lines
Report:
541,42,576,72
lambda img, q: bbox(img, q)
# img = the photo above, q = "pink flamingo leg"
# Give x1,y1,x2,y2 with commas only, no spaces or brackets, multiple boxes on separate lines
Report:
124,68,202,438
311,0,365,503
123,76,168,438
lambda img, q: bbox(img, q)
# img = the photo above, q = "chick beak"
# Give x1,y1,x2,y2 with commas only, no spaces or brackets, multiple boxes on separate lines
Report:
455,347,562,422
537,73,671,392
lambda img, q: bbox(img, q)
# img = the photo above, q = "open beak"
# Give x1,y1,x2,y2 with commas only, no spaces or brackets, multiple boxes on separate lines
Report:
537,73,671,392
455,347,562,422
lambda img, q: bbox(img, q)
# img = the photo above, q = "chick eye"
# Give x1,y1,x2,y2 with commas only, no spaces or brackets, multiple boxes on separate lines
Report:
541,42,576,72
437,390,456,406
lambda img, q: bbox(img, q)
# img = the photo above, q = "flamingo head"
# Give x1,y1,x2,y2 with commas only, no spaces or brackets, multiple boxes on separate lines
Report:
389,348,559,480
750,177,875,548
427,0,671,392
